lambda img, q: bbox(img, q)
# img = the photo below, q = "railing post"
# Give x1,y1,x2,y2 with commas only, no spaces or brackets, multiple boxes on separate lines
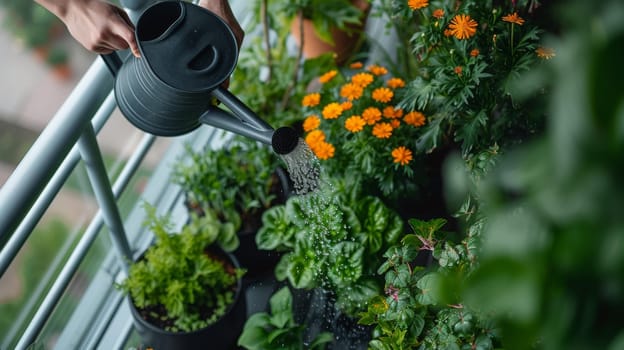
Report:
77,126,133,269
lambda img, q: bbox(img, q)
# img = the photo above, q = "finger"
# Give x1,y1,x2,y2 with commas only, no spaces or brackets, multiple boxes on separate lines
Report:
93,46,115,55
113,10,140,57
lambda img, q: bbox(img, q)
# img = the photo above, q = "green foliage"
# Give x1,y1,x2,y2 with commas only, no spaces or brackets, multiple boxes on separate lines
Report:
171,136,282,231
359,217,500,350
390,0,548,159
454,0,624,348
256,185,403,316
45,46,68,66
276,0,366,44
230,4,336,128
238,286,333,349
117,204,244,332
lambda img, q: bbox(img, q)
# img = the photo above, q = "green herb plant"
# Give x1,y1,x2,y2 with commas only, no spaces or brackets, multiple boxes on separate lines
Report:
238,286,333,350
359,217,500,350
256,186,403,317
117,204,244,333
172,136,282,232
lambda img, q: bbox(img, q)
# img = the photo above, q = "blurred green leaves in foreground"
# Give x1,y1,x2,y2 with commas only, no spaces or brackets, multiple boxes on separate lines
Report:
452,1,624,349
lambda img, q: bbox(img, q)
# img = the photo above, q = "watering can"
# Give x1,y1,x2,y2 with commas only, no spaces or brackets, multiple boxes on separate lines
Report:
102,0,299,155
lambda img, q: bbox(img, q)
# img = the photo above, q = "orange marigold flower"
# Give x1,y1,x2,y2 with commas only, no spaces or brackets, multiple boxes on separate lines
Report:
322,102,343,119
372,87,394,103
305,129,325,146
448,14,478,40
368,64,388,76
340,83,364,100
362,107,382,125
383,106,401,119
303,115,321,131
392,146,413,165
408,0,428,10
404,111,426,127
349,62,363,69
351,72,374,87
387,77,406,89
394,108,404,118
345,116,366,132
372,122,393,139
319,70,338,83
390,119,401,128
502,12,525,25
454,66,463,76
341,101,353,111
432,8,445,19
470,48,480,57
313,141,335,160
443,29,453,37
536,46,556,59
302,93,321,107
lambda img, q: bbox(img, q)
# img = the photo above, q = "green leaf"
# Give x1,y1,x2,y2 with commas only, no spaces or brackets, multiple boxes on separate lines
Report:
269,287,293,328
310,332,334,349
416,273,439,305
238,313,270,349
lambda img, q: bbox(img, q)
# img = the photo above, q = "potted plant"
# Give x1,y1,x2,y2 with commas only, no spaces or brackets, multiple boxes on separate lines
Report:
117,204,246,349
359,217,501,350
171,136,291,278
46,46,71,80
238,286,334,349
277,0,371,65
256,182,404,346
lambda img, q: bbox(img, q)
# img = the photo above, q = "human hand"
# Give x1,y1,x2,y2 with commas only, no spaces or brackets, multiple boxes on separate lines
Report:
35,0,140,57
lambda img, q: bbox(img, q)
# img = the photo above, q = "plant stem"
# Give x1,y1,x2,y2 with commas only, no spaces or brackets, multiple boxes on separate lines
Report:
261,0,272,82
280,10,304,111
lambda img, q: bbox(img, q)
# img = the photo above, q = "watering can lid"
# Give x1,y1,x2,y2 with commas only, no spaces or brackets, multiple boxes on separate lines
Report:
134,1,238,92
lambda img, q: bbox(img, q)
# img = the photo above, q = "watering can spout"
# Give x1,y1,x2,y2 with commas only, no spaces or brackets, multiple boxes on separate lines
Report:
200,87,300,155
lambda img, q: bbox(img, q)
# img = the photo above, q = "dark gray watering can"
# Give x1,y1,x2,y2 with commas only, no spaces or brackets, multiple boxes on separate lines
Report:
103,0,299,155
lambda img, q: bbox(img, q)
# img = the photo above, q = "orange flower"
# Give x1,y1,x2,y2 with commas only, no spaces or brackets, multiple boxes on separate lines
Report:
372,87,394,103
393,108,404,118
383,106,401,119
432,8,445,19
305,130,325,149
454,66,463,76
350,62,363,69
362,107,382,125
390,119,401,128
368,64,388,76
407,0,428,10
387,78,406,89
351,72,374,87
404,111,426,127
448,14,478,40
536,47,556,59
444,29,453,37
502,12,525,25
312,141,335,160
340,83,364,100
392,146,413,165
372,122,393,139
322,102,343,119
341,101,353,111
319,70,338,83
302,93,321,107
303,115,321,131
345,116,366,132
470,48,480,57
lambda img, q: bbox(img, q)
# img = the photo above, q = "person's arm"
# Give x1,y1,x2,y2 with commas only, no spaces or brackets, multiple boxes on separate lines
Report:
198,0,244,49
34,0,140,57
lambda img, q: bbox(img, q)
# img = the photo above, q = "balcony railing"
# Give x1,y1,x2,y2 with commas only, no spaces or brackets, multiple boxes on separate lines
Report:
0,1,248,348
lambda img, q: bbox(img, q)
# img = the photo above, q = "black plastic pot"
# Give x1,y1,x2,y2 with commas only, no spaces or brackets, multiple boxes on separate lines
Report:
128,246,247,350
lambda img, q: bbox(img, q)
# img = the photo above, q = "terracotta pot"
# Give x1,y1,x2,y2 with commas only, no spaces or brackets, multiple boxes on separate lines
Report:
290,0,371,65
